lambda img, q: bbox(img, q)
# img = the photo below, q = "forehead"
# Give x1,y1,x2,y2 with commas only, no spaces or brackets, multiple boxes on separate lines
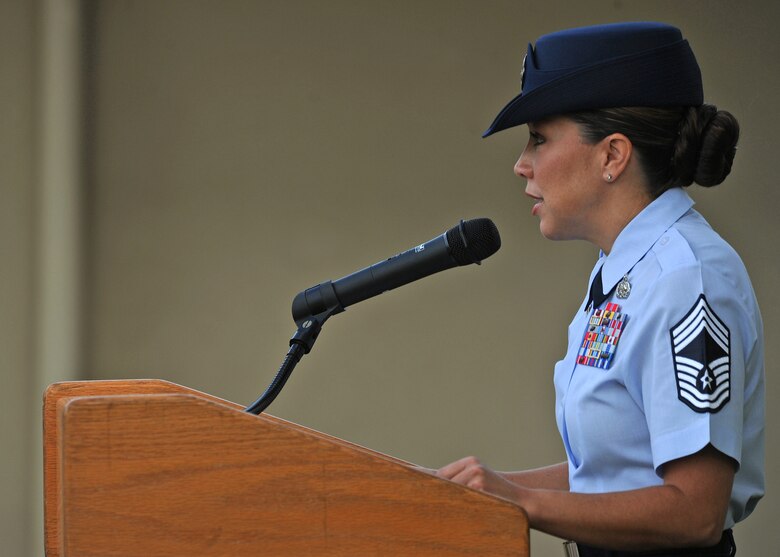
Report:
528,116,583,137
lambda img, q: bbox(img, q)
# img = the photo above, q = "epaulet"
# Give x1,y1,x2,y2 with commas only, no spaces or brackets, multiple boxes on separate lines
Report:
650,227,698,273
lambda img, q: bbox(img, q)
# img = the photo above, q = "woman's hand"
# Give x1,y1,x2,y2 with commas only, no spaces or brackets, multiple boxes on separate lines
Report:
436,456,525,504
434,446,734,550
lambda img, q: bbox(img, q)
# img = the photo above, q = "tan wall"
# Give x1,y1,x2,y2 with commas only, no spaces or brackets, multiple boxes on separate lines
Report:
1,1,35,555
4,1,778,555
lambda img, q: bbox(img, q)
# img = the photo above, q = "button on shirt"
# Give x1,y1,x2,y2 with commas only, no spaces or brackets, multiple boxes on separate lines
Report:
554,188,765,527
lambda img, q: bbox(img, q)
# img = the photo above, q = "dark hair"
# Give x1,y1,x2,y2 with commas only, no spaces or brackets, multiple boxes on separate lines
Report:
567,104,739,198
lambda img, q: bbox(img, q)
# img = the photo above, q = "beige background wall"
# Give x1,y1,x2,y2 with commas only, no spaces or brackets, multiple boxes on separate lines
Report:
3,1,777,555
1,0,36,554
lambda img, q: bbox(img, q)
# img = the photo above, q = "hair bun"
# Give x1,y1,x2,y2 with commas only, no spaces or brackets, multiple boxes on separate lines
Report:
672,104,739,188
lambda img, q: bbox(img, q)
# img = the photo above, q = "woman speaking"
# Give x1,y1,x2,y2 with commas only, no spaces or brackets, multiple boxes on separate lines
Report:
437,22,764,557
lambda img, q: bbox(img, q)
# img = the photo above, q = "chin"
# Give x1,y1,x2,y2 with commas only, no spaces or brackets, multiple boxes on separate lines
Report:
539,221,565,241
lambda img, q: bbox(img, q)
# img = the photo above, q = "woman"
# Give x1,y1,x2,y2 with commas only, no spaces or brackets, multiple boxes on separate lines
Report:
436,22,764,556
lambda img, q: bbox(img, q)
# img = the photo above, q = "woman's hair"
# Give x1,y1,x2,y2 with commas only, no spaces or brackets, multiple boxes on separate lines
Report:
567,104,739,198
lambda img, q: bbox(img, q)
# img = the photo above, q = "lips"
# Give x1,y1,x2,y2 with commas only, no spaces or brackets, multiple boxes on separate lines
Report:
525,191,543,216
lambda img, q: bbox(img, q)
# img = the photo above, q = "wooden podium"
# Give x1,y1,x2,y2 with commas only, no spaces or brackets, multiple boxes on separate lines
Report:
44,380,529,556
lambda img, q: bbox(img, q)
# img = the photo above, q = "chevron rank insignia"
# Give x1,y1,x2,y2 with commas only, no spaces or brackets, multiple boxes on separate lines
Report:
577,302,627,369
670,294,731,413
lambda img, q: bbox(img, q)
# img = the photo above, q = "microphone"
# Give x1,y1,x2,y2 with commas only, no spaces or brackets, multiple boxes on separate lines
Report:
291,218,501,323
245,217,500,414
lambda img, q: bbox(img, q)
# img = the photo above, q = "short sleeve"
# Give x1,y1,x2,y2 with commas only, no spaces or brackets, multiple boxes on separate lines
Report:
636,258,750,474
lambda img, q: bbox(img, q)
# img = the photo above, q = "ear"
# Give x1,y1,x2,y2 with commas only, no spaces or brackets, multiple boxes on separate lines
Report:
600,133,633,182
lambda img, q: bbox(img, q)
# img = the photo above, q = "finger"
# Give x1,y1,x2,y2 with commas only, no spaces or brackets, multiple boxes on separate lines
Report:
414,466,437,475
436,456,482,480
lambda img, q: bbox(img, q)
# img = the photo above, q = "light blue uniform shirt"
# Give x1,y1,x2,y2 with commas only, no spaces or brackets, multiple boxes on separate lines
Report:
554,187,764,527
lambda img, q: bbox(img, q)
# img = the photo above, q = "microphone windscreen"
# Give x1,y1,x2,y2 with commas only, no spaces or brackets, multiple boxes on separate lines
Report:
446,218,501,265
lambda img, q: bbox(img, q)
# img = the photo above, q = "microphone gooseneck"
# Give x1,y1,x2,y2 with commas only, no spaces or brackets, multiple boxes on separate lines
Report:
245,218,501,415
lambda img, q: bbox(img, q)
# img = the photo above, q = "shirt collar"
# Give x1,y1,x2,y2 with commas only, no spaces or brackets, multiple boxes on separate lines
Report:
597,187,695,296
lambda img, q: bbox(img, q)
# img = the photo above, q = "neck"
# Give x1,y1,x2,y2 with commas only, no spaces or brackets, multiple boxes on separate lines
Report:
592,187,652,255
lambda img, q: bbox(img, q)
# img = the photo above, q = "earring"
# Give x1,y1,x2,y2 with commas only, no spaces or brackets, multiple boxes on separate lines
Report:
606,174,614,182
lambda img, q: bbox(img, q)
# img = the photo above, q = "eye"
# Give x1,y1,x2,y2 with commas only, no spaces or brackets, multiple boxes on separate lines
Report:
529,131,545,146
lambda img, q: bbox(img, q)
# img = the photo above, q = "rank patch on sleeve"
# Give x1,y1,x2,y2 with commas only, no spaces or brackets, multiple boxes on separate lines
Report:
669,294,731,413
577,302,627,369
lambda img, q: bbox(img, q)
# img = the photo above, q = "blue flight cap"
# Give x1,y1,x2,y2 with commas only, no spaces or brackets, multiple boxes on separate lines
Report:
483,22,703,137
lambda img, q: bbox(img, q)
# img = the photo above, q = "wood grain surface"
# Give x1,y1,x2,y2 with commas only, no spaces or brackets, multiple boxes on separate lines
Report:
44,380,529,556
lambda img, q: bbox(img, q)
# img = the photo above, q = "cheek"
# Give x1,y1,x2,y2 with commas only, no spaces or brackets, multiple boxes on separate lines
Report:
541,147,577,179
546,150,597,200
540,161,580,206
538,161,598,236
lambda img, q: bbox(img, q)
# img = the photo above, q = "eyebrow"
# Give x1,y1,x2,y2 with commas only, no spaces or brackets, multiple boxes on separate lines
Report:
527,123,548,137
527,122,545,134
528,116,556,131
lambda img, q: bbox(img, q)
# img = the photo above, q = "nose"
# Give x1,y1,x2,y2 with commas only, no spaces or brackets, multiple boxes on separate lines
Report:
514,149,532,179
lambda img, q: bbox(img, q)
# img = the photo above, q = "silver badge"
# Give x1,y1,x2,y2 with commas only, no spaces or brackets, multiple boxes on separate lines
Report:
519,53,528,92
616,275,631,299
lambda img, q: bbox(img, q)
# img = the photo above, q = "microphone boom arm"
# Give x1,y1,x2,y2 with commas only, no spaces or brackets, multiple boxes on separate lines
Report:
244,284,344,415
